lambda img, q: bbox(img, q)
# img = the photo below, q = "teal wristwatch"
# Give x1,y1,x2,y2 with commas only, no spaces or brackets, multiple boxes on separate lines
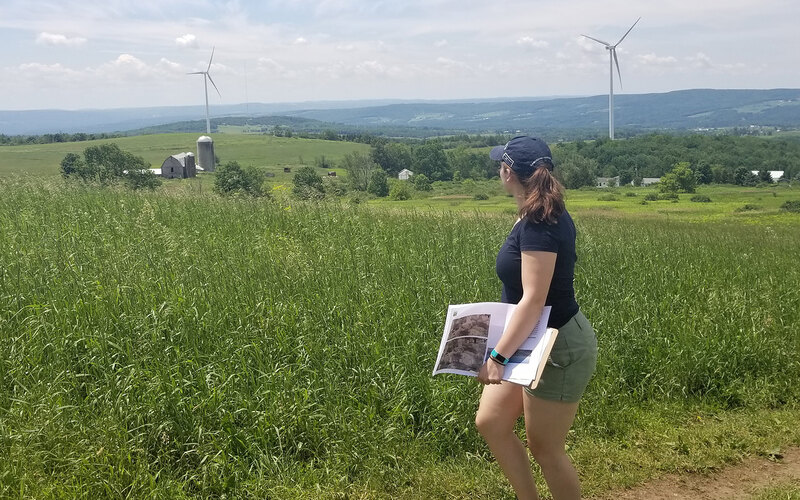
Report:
490,349,509,366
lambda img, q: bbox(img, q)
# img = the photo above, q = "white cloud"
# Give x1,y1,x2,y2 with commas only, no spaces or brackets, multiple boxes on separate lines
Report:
35,32,87,47
516,37,549,49
353,60,404,78
434,39,448,47
636,53,678,66
175,34,199,48
257,57,297,78
17,62,82,80
157,58,184,73
687,52,714,69
294,37,308,45
336,44,355,51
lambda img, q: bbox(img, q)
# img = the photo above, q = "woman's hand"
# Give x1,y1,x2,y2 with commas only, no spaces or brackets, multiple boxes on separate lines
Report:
477,360,505,385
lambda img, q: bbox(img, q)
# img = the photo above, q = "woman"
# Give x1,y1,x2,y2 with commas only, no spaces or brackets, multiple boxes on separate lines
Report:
476,136,597,500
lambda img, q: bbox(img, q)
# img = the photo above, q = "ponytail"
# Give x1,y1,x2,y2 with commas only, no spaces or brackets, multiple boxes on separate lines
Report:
519,167,565,224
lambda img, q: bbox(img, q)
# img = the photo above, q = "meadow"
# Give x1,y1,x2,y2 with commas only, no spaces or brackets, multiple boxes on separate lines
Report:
0,133,368,177
1,174,799,498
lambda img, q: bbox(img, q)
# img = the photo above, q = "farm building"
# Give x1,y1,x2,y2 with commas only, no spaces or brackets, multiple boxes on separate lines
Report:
398,168,413,180
161,153,197,179
596,176,620,188
750,170,784,182
639,177,660,186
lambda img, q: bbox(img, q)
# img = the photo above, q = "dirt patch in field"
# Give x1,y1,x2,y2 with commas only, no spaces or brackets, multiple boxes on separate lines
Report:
592,446,800,499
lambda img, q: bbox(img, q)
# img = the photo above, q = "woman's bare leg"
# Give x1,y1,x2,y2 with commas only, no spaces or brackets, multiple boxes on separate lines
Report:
523,395,581,500
476,382,538,500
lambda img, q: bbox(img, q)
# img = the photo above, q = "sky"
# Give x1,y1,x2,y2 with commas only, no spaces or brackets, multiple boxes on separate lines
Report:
1,0,798,111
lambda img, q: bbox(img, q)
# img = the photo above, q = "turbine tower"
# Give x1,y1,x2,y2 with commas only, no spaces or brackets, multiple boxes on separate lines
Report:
582,18,640,140
188,47,221,134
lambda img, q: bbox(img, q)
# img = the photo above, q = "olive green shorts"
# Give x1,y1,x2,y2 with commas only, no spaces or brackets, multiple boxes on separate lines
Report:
525,310,598,403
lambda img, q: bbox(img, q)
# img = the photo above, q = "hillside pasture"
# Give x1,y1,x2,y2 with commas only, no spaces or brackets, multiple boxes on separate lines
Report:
0,133,369,177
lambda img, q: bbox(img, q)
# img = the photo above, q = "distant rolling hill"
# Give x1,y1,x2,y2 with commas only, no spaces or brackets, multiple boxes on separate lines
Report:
279,89,800,132
2,89,799,136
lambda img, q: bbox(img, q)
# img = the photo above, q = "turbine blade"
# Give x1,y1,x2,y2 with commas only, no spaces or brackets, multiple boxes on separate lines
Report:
582,34,611,46
614,17,641,46
187,71,205,75
207,46,215,72
613,49,623,89
207,73,221,97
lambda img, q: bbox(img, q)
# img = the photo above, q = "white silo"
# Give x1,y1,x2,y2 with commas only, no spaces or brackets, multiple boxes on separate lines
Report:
196,136,215,172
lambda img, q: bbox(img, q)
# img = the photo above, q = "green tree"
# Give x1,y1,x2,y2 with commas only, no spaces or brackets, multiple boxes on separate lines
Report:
125,169,162,190
660,162,696,193
553,150,597,189
60,153,85,179
215,161,267,197
758,169,772,183
84,143,148,184
367,169,389,197
413,142,451,181
412,173,432,191
341,151,377,191
292,165,325,199
695,162,713,184
734,166,757,186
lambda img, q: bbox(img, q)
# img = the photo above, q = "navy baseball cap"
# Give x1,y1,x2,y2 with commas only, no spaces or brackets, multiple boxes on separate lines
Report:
489,136,553,178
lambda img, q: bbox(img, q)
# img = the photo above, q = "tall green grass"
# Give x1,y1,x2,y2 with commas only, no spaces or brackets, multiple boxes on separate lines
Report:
1,178,798,498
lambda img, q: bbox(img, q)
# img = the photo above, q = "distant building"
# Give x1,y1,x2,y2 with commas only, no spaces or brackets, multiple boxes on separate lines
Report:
398,168,413,180
284,167,292,173
160,153,196,179
639,177,660,187
750,170,784,182
596,176,619,188
327,171,337,177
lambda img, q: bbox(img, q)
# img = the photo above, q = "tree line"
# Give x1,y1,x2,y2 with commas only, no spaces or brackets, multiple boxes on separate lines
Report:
1,132,122,146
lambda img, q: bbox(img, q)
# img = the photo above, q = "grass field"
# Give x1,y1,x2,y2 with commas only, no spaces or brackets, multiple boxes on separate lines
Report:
1,175,799,498
0,133,369,177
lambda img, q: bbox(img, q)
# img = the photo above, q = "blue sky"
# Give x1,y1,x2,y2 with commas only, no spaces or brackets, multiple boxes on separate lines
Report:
1,0,798,110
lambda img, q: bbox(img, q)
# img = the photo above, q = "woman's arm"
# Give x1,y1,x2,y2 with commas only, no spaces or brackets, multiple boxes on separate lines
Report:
478,250,557,384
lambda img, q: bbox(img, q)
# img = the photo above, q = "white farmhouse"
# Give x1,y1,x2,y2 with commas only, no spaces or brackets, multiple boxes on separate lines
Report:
398,168,413,180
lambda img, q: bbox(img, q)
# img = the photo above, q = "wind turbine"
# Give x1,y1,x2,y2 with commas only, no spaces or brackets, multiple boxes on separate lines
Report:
188,47,221,134
582,18,640,140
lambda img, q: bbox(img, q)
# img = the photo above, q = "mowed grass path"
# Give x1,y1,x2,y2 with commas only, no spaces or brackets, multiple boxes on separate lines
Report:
1,178,799,498
0,133,369,177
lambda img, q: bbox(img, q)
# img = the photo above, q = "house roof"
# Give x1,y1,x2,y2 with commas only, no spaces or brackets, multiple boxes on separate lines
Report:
750,170,784,181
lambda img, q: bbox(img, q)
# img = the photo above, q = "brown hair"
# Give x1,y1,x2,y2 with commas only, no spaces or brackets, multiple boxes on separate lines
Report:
518,166,565,224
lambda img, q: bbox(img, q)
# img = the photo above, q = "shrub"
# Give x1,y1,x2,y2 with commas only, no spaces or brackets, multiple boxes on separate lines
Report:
643,193,659,201
658,192,679,201
389,182,411,201
735,204,761,212
624,192,638,197
473,192,489,201
292,166,325,199
690,195,712,203
780,200,800,213
413,173,432,191
216,161,268,197
325,177,349,197
125,169,162,190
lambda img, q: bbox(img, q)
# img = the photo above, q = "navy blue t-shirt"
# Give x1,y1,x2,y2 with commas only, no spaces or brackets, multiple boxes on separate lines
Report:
495,210,580,329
